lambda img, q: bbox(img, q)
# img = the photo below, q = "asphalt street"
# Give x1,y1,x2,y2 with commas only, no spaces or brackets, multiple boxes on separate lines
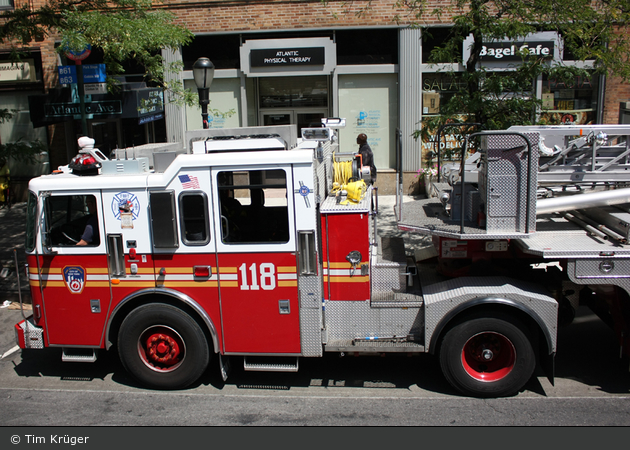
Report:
0,196,629,427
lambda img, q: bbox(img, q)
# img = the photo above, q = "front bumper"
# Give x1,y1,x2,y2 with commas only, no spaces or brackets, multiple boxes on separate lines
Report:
14,316,44,349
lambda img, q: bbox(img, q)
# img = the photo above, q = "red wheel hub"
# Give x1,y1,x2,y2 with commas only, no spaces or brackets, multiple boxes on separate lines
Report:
461,331,516,382
138,326,185,372
147,333,180,365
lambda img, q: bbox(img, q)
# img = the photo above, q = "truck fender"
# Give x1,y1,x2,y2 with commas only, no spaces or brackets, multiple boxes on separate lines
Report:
428,297,556,358
105,287,220,354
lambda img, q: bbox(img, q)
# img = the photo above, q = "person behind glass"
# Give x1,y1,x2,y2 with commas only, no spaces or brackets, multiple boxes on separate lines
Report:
77,196,98,246
356,133,377,185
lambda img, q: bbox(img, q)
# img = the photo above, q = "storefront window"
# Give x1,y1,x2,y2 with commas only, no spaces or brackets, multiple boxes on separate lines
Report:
185,78,241,129
421,73,466,116
422,27,460,63
336,29,398,65
259,76,328,109
338,74,398,169
420,73,476,165
182,35,241,70
540,74,598,125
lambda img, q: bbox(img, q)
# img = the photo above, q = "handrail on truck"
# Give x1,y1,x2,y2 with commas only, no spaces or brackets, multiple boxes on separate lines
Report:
435,123,481,183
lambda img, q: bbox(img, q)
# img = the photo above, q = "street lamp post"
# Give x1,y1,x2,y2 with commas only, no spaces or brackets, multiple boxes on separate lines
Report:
192,57,215,129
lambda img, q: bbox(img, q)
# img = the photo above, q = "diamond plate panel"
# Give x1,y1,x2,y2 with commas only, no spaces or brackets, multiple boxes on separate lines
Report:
487,175,518,216
320,187,371,213
422,275,558,352
567,260,630,297
573,259,630,279
324,300,424,343
371,236,407,294
371,263,407,294
517,227,630,258
298,234,323,356
479,132,539,234
19,319,44,349
314,141,333,203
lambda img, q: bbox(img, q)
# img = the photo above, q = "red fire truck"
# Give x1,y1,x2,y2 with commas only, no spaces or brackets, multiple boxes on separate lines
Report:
14,121,630,397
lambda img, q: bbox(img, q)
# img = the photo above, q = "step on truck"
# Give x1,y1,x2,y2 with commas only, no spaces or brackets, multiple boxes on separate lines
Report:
14,120,630,397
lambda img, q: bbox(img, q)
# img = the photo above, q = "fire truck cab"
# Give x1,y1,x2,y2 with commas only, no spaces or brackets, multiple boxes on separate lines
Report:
20,128,327,387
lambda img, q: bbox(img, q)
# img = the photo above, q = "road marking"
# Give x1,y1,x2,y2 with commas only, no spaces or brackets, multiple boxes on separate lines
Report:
0,345,19,359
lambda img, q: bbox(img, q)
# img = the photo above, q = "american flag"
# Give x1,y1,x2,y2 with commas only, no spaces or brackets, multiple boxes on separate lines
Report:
179,174,200,189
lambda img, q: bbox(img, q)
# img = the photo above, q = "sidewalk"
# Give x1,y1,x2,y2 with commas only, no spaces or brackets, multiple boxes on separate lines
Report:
0,202,30,305
375,194,437,261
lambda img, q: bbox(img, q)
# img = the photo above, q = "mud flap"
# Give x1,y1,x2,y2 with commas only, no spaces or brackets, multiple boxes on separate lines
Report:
541,350,555,386
219,354,231,382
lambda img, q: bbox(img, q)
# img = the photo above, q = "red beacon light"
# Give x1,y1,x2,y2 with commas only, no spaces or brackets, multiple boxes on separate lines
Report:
69,136,107,176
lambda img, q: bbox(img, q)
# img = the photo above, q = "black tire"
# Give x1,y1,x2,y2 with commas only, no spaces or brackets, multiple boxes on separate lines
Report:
118,303,210,389
439,315,535,398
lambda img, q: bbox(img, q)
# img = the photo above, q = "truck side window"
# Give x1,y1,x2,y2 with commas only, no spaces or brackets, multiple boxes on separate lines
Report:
179,192,210,245
44,195,100,247
150,191,178,248
217,169,289,244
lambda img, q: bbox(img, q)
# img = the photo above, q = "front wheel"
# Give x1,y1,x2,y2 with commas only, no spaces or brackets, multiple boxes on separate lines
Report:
118,303,210,389
439,315,535,398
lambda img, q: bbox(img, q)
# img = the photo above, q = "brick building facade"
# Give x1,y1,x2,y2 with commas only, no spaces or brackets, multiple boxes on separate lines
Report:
1,0,629,196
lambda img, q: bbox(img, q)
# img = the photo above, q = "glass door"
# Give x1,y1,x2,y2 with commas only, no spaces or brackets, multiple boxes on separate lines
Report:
258,75,329,132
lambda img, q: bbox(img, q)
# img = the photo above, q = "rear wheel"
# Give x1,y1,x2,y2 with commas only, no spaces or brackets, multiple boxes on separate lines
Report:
439,315,535,398
118,303,210,389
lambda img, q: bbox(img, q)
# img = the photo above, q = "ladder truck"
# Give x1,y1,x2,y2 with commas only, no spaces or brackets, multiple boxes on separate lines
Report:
14,120,630,397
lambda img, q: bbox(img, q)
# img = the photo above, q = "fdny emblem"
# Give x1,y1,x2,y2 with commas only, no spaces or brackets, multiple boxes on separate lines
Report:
111,191,140,221
63,266,86,294
294,181,313,208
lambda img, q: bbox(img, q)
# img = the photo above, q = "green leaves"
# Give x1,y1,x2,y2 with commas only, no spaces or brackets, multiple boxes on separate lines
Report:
1,0,195,104
0,138,47,167
403,0,630,135
58,4,192,87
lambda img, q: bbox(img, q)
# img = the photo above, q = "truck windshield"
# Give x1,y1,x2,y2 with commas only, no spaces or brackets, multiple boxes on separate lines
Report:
25,192,37,252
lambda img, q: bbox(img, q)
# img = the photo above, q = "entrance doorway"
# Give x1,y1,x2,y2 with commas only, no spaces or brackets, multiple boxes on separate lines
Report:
258,75,329,132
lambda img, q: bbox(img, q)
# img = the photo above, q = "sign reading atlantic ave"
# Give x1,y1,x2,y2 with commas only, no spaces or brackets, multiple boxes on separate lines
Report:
44,100,122,117
251,47,325,67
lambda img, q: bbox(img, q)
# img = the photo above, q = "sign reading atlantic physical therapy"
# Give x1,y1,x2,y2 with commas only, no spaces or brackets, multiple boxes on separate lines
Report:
479,41,555,61
241,37,336,77
251,47,325,67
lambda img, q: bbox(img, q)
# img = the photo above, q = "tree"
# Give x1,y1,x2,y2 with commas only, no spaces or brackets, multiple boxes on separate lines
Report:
396,0,630,135
0,0,196,104
326,0,630,150
0,138,47,168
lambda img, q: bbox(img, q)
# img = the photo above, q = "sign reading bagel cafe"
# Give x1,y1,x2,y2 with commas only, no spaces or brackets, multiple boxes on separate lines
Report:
463,32,560,64
480,41,554,61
